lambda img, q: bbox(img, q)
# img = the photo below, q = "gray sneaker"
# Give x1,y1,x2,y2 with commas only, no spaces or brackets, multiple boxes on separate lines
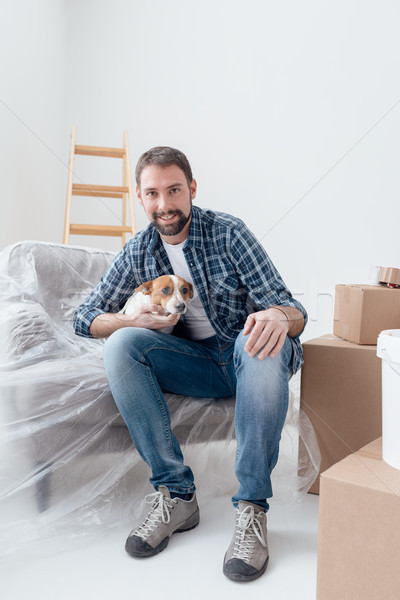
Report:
223,501,269,582
125,486,200,558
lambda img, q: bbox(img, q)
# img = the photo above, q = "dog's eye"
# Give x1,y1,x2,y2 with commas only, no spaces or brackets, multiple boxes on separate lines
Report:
181,287,188,295
161,287,171,295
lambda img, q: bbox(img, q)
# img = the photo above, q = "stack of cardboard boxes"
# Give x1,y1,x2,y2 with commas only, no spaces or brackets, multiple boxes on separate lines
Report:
300,283,400,493
300,282,400,599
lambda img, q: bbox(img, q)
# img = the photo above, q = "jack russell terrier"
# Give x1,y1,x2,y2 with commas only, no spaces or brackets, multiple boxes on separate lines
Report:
120,274,194,333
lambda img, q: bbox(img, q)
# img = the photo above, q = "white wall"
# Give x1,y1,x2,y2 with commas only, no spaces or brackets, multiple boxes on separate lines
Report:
0,0,68,246
1,0,399,341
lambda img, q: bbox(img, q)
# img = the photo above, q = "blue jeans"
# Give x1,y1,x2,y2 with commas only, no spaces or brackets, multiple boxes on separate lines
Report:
102,328,293,511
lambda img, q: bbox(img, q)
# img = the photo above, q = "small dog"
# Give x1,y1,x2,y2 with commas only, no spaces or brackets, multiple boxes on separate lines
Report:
120,274,193,333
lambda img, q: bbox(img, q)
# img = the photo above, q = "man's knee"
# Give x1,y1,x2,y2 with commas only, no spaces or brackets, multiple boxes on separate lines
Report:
103,327,154,364
233,329,292,377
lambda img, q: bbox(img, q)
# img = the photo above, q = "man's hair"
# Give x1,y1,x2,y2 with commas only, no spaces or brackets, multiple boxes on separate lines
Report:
135,146,193,189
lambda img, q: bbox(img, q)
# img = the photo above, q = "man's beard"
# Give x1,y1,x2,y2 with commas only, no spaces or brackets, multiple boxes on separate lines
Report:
151,208,191,237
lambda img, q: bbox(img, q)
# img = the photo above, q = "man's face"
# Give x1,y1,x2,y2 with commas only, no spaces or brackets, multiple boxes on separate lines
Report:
137,164,197,244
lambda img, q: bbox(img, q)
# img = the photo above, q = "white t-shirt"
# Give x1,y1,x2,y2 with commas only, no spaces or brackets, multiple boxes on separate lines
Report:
162,239,215,341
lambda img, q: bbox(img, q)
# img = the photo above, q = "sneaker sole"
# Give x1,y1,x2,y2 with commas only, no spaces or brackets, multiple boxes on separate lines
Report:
126,507,200,558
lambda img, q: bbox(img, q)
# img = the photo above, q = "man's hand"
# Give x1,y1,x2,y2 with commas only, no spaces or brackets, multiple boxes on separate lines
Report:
243,308,289,360
127,304,181,330
90,304,180,338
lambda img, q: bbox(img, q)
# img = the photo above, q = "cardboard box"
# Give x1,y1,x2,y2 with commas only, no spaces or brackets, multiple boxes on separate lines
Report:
317,438,400,600
333,284,400,344
300,335,381,493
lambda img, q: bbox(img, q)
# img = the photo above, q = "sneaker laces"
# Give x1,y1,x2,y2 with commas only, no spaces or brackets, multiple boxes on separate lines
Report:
232,505,267,562
133,491,176,541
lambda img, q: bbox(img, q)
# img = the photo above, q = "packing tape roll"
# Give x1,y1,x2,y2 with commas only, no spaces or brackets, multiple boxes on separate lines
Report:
379,267,400,288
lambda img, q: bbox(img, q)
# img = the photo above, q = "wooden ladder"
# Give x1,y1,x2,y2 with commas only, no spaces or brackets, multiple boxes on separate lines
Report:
63,125,136,246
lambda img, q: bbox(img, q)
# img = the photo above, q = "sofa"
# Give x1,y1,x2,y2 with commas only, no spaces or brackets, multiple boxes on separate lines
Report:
0,240,319,559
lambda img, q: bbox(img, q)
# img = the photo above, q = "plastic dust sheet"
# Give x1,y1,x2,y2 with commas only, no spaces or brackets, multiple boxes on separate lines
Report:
0,240,320,564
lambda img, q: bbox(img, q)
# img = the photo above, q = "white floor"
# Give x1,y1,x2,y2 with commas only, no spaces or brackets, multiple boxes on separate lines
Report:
1,492,319,600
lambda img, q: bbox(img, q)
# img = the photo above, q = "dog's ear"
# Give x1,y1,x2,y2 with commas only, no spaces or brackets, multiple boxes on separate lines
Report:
188,283,194,298
135,281,153,295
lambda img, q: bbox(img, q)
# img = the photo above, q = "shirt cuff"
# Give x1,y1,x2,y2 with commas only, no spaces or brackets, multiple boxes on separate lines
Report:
73,308,105,338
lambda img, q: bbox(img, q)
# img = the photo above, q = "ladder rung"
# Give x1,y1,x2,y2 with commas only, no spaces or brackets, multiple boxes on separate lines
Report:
72,184,129,198
69,224,133,237
74,145,125,158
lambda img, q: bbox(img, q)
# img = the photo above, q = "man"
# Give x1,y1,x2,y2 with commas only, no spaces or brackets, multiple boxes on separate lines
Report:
74,146,307,582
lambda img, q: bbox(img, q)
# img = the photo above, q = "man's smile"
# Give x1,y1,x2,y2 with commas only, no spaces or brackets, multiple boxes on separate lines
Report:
158,213,177,222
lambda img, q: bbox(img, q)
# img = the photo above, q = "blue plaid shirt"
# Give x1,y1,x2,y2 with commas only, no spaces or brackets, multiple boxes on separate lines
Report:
74,205,307,374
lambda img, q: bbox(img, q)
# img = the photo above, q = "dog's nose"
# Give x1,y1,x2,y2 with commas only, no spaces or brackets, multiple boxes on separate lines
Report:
175,303,186,313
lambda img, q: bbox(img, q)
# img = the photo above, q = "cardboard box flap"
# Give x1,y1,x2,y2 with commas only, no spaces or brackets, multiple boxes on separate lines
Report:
337,284,397,292
321,438,400,496
305,334,377,350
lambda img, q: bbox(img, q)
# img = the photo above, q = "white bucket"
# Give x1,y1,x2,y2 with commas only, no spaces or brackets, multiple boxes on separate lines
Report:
377,330,400,470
